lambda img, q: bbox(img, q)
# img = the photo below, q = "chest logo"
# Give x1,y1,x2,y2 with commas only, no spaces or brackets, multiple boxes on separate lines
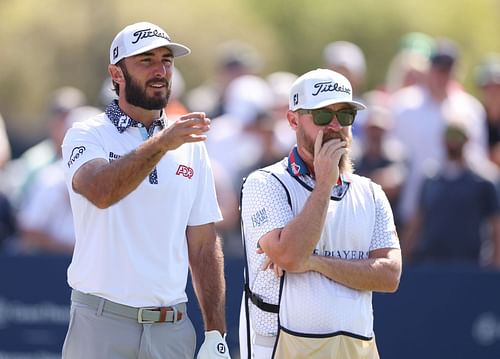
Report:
176,164,194,179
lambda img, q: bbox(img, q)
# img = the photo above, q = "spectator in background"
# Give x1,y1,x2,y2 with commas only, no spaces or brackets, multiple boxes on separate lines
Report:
323,41,366,96
385,32,433,94
205,75,276,256
353,103,408,227
3,86,87,207
402,116,500,268
186,40,262,119
16,106,101,255
266,71,298,154
389,37,489,227
475,53,500,168
205,74,274,190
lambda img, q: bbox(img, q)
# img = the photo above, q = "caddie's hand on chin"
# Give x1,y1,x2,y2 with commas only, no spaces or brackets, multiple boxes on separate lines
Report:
313,130,346,187
196,330,231,359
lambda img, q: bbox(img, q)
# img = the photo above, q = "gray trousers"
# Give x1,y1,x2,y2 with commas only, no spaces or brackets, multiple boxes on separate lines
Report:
62,301,196,359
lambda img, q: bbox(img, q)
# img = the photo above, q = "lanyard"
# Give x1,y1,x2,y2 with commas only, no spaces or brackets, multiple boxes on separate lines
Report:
138,125,159,184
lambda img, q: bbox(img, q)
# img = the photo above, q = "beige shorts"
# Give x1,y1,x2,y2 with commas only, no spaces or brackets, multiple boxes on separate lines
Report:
273,329,380,359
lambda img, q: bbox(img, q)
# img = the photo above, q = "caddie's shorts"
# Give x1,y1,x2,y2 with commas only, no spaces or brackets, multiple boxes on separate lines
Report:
62,291,196,359
273,328,380,359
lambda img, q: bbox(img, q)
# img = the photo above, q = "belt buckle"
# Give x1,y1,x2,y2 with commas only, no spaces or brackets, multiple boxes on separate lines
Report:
171,306,179,323
137,307,157,324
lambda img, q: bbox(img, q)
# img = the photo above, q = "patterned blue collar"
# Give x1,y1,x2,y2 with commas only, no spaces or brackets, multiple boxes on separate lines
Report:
105,100,166,134
286,145,350,199
287,146,310,176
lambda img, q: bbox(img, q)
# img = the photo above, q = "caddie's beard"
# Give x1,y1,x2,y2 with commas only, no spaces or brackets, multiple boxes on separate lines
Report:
300,129,354,174
122,65,171,110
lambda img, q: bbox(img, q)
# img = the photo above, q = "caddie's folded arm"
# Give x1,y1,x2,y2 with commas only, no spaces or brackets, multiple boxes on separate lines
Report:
258,180,334,272
300,247,402,293
72,114,209,209
258,131,345,272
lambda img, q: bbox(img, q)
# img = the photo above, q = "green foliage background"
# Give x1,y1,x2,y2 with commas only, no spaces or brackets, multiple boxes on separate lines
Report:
1,0,499,140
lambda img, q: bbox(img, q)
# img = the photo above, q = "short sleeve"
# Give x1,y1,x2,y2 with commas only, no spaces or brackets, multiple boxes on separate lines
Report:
61,122,108,189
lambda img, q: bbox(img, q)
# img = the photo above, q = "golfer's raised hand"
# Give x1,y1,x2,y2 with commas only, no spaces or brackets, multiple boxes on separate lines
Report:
159,112,211,151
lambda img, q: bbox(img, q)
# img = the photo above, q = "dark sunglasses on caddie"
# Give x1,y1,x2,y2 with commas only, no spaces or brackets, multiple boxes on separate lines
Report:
298,108,357,127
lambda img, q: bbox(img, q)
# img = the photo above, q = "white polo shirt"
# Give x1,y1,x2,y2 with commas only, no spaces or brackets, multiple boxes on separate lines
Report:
61,107,222,307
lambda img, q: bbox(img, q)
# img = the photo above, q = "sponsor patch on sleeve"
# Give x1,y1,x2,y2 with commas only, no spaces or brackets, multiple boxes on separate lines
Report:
67,146,86,168
251,208,268,228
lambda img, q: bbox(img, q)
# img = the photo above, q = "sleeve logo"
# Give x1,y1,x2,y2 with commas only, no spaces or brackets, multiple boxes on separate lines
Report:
67,146,86,168
176,164,194,179
217,343,226,354
251,208,268,227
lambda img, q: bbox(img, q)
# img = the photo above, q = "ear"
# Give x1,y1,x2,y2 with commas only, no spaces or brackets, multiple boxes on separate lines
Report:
287,110,299,130
108,64,124,85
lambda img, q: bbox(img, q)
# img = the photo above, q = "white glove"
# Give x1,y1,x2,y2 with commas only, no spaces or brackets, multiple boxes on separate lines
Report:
196,330,231,359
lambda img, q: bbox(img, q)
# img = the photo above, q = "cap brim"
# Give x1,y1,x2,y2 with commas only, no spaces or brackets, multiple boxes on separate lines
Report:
308,99,367,111
122,41,191,62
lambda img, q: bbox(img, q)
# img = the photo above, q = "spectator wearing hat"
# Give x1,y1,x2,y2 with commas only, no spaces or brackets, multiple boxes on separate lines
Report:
402,114,500,268
389,37,489,228
475,54,500,167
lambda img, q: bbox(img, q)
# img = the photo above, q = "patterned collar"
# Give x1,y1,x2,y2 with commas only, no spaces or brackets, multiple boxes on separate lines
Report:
287,145,309,176
105,100,166,135
286,145,350,199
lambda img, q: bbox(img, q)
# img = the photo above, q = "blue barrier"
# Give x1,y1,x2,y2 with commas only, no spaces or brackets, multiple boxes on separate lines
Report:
373,264,500,358
0,255,499,358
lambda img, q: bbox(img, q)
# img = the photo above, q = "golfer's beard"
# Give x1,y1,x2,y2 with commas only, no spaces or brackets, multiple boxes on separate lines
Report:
124,72,170,110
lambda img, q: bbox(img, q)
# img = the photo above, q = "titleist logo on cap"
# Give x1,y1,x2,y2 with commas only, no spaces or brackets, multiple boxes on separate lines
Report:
312,81,351,96
131,28,171,44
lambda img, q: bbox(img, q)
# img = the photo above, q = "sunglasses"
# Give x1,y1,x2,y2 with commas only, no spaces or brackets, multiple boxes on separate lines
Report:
298,108,357,127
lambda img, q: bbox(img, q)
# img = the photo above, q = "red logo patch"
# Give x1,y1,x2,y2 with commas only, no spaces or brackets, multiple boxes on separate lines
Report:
176,164,194,179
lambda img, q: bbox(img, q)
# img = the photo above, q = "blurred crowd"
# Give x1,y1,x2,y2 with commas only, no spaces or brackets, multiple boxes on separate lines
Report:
1,32,500,269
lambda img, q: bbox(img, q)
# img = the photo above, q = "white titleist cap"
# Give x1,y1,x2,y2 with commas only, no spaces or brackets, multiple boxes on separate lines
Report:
110,22,191,64
289,68,366,111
